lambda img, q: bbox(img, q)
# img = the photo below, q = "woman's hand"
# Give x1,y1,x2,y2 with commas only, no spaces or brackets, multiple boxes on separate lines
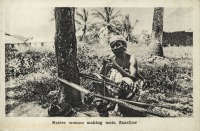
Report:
106,62,113,68
105,60,120,70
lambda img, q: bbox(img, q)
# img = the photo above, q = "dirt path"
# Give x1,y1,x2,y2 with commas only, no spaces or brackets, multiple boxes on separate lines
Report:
6,102,48,117
6,101,97,117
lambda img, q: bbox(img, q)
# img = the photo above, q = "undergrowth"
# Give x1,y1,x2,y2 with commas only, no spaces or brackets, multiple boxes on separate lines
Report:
5,42,193,116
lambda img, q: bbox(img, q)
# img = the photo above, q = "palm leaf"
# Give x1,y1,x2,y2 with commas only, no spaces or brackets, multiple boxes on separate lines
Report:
110,19,122,25
76,11,85,21
110,10,122,20
75,19,83,25
83,9,88,21
93,12,107,21
104,7,110,18
110,8,114,16
92,9,107,21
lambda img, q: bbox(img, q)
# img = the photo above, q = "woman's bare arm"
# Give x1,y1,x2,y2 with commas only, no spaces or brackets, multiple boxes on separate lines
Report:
112,55,138,81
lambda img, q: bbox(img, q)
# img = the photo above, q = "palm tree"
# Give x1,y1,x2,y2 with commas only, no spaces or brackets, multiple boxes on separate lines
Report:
92,7,122,35
122,14,138,41
75,8,90,41
149,7,164,57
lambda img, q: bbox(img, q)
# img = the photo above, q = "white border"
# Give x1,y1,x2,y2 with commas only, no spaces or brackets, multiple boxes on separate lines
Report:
0,0,199,131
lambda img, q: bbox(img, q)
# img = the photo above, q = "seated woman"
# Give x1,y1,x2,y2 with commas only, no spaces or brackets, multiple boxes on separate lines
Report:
93,35,144,117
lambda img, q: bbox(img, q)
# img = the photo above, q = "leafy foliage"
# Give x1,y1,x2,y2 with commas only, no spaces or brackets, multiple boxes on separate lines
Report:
75,8,90,41
5,42,193,116
5,49,56,81
140,64,192,95
121,14,139,42
92,7,122,34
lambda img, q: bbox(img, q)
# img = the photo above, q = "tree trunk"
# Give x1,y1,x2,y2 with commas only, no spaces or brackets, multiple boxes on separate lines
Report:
54,7,81,106
149,7,164,57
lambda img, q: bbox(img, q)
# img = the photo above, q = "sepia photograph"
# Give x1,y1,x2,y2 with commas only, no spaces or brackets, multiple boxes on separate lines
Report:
4,6,193,117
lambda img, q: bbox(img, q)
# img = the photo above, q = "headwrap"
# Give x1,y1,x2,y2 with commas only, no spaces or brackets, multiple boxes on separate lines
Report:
109,35,127,47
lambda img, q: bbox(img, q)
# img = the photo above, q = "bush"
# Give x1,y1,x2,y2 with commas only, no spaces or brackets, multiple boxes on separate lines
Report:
5,43,193,116
21,72,58,104
5,50,57,81
140,64,192,94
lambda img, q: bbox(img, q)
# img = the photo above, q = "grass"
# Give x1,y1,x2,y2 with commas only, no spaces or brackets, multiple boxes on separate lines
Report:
5,40,193,117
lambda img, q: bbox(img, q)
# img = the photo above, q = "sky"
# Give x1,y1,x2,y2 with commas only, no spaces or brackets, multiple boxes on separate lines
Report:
5,7,192,41
5,7,55,40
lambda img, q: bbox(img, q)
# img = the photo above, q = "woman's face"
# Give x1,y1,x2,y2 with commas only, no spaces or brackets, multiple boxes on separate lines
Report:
110,41,125,55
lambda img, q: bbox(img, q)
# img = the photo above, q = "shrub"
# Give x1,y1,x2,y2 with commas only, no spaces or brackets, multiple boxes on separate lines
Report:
140,64,192,95
5,43,193,116
5,50,57,81
21,72,58,104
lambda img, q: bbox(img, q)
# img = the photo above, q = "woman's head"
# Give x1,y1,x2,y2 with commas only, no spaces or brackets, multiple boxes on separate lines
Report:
109,35,127,54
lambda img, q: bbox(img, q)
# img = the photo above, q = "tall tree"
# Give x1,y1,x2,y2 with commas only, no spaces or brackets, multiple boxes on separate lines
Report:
54,7,81,106
75,8,90,41
92,7,121,35
149,7,164,57
122,14,138,41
